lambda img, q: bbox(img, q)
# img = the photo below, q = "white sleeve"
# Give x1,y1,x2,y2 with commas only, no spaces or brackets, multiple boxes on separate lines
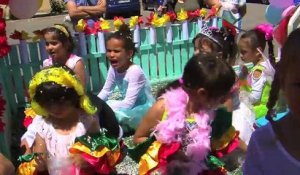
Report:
243,132,264,175
249,73,267,104
108,66,147,110
97,67,116,101
21,115,44,148
221,1,238,13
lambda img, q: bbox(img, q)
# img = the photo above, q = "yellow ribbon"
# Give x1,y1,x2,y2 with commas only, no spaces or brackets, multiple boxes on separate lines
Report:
99,18,110,31
17,159,37,175
177,8,188,21
139,141,162,175
75,19,87,32
211,126,237,151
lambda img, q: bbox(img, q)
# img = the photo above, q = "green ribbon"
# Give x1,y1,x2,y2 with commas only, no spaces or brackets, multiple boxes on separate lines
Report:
211,107,233,139
127,136,156,162
206,155,225,170
18,152,45,162
75,132,119,151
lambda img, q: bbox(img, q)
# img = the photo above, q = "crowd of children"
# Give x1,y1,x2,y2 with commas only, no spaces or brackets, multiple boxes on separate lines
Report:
1,1,299,173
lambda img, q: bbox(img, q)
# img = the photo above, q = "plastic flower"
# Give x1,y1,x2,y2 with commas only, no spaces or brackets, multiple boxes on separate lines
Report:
165,11,177,22
129,16,143,28
97,18,110,31
9,30,31,40
113,16,124,31
75,19,87,32
146,12,165,27
177,8,188,21
32,30,45,42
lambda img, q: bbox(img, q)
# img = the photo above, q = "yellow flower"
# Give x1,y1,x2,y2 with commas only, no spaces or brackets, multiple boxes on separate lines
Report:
24,107,36,119
75,19,86,32
99,18,110,31
113,17,124,31
129,16,139,28
199,8,208,17
21,31,31,40
177,8,188,21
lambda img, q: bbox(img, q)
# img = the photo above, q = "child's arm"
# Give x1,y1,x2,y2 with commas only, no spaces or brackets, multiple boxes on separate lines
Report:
107,66,148,110
97,67,116,101
73,59,87,87
33,134,48,172
248,70,267,104
133,99,165,144
21,115,44,151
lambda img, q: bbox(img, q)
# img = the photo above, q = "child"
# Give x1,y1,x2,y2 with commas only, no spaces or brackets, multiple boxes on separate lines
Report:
238,24,275,119
42,24,86,86
0,153,15,175
131,53,236,175
204,0,246,28
97,24,154,132
243,27,300,175
20,24,87,153
193,23,255,146
17,66,121,175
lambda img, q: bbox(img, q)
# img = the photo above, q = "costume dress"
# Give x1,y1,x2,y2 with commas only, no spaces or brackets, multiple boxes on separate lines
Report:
98,65,155,130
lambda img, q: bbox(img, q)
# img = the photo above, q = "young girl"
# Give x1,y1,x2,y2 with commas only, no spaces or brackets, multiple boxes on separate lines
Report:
128,53,236,175
194,23,255,146
243,27,300,175
97,24,154,132
42,24,86,86
238,24,275,119
17,66,121,175
20,24,87,153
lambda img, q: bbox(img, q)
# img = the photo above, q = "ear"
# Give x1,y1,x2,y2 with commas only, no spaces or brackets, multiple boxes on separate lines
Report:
127,50,134,58
256,47,263,56
196,88,208,98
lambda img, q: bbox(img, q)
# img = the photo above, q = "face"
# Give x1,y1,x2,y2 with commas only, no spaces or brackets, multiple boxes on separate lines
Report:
238,38,260,64
44,101,77,119
194,39,214,55
44,32,69,63
106,38,133,73
283,64,300,121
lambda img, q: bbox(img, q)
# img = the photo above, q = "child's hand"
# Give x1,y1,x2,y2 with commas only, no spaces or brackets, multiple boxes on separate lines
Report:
70,154,90,169
239,65,249,80
20,139,31,154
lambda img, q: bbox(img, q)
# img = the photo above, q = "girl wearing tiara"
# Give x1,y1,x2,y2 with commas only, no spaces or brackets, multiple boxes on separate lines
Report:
97,24,154,133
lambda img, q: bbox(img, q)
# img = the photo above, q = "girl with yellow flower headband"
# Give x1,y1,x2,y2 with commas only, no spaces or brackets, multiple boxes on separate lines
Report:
17,66,122,175
20,24,87,156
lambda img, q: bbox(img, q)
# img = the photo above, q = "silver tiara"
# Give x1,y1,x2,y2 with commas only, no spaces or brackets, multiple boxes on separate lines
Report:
199,22,223,48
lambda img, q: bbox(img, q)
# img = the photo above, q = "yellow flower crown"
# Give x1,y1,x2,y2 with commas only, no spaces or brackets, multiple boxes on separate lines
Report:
29,67,97,117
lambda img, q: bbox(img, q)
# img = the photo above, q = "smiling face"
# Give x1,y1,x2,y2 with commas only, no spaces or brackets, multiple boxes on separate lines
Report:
44,31,69,63
106,38,133,73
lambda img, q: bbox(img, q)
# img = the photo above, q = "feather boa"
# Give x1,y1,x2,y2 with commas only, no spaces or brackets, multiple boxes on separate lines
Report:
153,87,215,174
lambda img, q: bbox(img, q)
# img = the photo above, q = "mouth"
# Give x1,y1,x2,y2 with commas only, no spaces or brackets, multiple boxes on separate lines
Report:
110,60,118,67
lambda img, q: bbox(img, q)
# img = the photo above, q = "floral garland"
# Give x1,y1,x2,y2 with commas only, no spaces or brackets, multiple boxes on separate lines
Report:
0,86,5,132
153,87,215,174
0,7,10,58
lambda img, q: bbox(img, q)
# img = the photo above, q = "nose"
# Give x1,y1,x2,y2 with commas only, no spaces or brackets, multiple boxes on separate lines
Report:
107,51,115,58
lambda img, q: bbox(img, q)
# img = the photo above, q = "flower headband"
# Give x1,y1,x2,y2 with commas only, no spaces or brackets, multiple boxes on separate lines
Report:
29,67,97,117
54,24,70,37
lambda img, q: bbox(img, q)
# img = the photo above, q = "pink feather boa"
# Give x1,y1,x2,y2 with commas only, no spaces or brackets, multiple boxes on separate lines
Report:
153,87,215,174
255,23,274,41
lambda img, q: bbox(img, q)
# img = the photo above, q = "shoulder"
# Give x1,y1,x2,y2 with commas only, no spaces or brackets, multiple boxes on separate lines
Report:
250,123,275,147
66,54,83,69
127,64,144,73
127,65,147,79
42,57,53,68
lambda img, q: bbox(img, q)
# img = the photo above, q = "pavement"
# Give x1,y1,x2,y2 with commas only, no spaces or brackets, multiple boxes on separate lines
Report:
5,3,268,45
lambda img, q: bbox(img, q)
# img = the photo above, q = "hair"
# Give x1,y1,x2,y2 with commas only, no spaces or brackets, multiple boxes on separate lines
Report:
33,66,80,109
43,24,75,53
240,24,275,67
157,53,236,99
266,28,300,121
106,24,136,56
193,27,238,65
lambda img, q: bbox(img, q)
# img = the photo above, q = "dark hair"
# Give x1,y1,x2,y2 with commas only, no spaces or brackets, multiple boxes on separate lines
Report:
43,24,75,53
157,53,236,99
193,27,238,65
240,29,275,67
106,24,136,56
266,28,300,121
33,65,80,108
